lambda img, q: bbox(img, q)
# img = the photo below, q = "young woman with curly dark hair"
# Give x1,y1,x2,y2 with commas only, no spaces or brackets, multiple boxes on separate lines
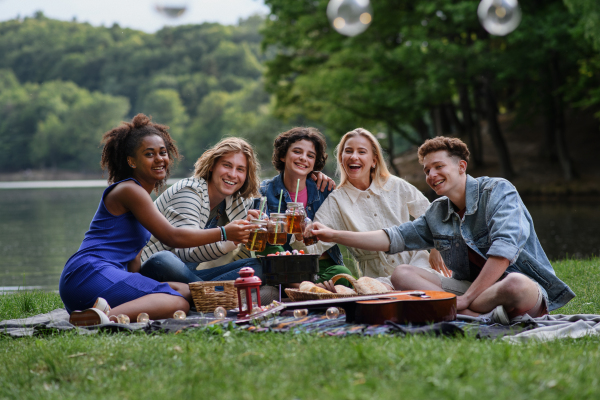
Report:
59,114,253,325
259,127,354,287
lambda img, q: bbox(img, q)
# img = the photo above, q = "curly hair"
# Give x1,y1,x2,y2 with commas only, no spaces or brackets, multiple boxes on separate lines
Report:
335,128,391,189
100,113,180,192
271,127,328,173
417,136,470,164
193,137,261,199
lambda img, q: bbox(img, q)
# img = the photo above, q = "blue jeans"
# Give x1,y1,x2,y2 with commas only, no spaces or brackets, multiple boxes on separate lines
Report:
140,251,263,284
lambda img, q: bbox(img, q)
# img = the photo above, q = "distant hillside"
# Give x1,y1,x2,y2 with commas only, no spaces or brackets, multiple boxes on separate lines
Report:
0,13,304,175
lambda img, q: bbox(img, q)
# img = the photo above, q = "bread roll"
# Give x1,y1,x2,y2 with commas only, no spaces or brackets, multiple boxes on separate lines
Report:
334,285,356,295
299,281,315,292
308,286,332,294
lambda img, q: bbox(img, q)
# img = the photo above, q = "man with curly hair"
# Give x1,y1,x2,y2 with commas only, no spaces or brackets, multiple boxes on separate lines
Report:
313,136,575,323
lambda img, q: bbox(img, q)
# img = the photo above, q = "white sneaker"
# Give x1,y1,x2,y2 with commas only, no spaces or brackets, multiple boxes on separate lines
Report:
490,305,510,325
69,307,111,326
93,297,111,315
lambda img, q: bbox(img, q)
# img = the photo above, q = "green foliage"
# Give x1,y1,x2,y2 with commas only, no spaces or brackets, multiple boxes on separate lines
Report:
0,70,129,172
0,13,305,175
262,0,600,164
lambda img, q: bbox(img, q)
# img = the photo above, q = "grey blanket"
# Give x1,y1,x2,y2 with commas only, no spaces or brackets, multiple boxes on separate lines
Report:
2,309,600,342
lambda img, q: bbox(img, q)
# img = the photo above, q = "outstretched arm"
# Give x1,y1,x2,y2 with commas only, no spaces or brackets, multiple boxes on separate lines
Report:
110,181,252,248
311,222,391,252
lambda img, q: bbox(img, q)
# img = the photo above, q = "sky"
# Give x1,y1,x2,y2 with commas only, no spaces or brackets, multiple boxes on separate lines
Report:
0,0,271,32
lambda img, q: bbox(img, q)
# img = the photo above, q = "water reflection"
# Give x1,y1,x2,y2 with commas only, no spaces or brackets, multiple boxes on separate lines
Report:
0,188,597,291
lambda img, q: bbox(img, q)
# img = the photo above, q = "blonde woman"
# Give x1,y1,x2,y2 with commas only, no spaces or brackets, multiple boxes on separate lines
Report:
139,137,264,283
296,128,449,290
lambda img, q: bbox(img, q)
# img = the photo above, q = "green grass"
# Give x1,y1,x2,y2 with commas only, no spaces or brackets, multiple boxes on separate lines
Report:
1,257,600,400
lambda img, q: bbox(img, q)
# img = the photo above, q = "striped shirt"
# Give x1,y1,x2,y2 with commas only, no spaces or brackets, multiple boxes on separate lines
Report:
140,177,253,268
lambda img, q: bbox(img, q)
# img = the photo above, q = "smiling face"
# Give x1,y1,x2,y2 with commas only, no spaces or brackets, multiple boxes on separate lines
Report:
209,151,248,199
422,150,467,201
341,135,376,189
280,139,316,179
127,135,169,185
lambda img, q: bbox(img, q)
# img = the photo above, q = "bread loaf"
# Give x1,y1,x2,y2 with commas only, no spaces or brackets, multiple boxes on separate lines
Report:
334,285,357,295
298,281,315,292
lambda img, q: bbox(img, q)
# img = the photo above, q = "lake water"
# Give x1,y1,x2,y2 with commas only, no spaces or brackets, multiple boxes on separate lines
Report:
0,186,598,292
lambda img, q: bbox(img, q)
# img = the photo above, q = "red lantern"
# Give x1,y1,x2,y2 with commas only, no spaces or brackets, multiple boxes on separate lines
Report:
234,267,262,318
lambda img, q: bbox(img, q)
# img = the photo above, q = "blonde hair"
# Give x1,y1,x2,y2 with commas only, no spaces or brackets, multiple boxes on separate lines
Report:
193,137,261,199
335,128,391,189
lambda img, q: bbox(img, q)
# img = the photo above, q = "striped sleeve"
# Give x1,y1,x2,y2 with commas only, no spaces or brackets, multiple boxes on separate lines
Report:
141,178,231,264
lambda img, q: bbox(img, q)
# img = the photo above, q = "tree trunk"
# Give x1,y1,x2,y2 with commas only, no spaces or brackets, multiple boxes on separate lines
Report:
411,117,431,143
549,51,576,181
459,84,483,167
444,103,463,136
386,124,400,176
481,77,515,180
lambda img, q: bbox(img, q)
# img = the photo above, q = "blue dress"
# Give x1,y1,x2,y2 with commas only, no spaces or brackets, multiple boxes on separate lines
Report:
59,178,183,313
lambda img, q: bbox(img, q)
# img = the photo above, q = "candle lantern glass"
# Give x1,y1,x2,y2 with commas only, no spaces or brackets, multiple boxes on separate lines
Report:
267,213,287,245
234,267,262,318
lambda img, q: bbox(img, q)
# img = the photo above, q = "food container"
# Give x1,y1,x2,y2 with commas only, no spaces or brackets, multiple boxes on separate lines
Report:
245,220,268,252
267,213,287,245
285,202,306,234
258,254,320,286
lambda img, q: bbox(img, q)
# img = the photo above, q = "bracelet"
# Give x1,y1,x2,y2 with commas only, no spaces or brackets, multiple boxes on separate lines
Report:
220,226,227,242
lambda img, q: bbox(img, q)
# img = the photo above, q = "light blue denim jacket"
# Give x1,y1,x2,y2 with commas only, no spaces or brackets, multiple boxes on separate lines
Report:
384,175,575,311
259,173,344,266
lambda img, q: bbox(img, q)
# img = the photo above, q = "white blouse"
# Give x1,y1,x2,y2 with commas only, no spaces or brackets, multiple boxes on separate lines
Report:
293,175,435,285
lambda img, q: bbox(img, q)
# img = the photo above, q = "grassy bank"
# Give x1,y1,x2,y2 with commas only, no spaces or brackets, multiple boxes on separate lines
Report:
1,257,600,400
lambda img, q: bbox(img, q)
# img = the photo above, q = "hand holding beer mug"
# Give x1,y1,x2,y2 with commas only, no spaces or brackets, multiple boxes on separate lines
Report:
302,217,319,246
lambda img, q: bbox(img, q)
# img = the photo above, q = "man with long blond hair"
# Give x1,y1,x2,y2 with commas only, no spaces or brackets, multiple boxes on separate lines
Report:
139,137,266,287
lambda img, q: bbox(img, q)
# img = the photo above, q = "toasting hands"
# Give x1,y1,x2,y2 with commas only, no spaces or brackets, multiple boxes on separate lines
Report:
310,221,337,242
224,219,253,244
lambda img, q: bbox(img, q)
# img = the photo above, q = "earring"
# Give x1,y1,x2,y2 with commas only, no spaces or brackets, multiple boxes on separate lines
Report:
129,164,135,168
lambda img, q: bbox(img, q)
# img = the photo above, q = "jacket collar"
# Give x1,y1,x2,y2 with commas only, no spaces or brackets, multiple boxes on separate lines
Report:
442,174,479,222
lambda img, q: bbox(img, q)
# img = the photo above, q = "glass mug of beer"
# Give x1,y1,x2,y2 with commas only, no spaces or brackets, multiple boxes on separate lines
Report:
302,217,319,246
285,202,306,235
245,220,268,252
267,213,287,245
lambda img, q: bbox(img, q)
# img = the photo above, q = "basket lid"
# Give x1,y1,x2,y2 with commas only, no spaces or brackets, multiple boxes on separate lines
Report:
234,267,262,288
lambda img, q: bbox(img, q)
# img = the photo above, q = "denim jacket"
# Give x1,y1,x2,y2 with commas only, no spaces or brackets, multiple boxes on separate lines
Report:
384,175,575,311
259,173,344,266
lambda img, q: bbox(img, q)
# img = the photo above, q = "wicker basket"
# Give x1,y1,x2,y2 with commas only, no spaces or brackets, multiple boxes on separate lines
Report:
189,280,238,312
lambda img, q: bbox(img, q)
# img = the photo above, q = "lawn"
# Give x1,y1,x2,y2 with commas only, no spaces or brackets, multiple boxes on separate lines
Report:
1,257,599,400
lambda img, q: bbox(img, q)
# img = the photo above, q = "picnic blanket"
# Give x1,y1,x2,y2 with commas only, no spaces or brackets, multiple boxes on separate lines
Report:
5,308,595,341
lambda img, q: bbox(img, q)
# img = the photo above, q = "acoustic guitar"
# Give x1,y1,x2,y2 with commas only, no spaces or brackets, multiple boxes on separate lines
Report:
238,291,457,325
